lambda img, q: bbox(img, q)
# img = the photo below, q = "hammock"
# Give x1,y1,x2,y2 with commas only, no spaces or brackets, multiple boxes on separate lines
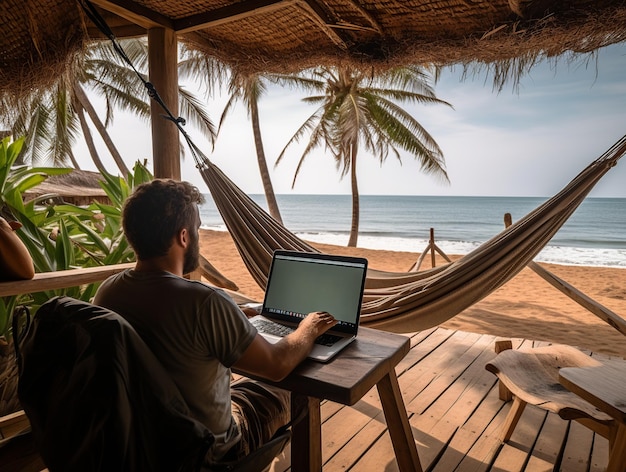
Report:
197,135,626,333
81,4,625,333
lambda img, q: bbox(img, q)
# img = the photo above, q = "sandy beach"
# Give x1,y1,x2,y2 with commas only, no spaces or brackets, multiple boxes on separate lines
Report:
199,229,626,358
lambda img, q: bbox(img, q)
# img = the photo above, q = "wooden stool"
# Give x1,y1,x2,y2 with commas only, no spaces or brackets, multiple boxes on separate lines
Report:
485,341,617,449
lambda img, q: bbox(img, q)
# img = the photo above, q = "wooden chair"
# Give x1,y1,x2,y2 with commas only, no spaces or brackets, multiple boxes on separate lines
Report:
485,340,618,450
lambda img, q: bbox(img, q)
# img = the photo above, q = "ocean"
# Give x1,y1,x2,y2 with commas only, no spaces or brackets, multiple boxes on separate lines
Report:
199,195,626,268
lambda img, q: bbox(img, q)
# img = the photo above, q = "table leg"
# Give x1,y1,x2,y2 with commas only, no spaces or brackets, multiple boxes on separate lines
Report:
377,372,423,472
607,423,626,472
291,393,322,472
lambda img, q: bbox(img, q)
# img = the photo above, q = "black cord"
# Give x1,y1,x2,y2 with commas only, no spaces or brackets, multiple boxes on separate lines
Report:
78,0,211,171
12,305,31,370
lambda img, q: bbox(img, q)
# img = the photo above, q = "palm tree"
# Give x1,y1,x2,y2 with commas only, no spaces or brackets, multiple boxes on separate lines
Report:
177,49,285,224
1,39,216,176
275,66,452,247
216,72,283,223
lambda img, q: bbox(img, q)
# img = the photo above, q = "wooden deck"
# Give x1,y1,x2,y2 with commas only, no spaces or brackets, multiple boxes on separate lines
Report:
1,327,614,472
268,327,612,472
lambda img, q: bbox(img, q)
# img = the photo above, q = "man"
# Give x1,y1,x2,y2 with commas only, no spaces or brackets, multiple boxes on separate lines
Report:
94,179,337,462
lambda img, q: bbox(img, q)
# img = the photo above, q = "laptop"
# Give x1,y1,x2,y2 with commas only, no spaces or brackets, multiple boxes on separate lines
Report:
247,250,368,362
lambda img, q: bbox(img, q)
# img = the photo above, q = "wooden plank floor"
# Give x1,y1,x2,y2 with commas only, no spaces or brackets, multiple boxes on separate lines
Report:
269,327,613,472
0,327,614,471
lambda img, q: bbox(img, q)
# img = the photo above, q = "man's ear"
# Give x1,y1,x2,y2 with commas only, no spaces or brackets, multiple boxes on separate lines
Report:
177,227,189,249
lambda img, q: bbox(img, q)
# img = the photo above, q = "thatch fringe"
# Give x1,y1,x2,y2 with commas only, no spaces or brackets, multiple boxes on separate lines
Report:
1,0,625,105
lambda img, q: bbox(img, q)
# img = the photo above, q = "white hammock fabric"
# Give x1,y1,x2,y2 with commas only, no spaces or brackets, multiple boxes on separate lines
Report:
196,135,626,333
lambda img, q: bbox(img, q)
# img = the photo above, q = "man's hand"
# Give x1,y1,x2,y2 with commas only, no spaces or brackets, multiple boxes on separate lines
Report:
234,310,338,382
240,306,259,318
299,311,338,338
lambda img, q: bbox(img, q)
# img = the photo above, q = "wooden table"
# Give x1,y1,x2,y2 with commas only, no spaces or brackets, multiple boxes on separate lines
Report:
559,363,626,472
238,326,422,472
1,268,420,470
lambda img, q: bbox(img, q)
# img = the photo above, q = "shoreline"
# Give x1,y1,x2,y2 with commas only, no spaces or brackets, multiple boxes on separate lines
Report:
199,228,626,358
200,225,626,269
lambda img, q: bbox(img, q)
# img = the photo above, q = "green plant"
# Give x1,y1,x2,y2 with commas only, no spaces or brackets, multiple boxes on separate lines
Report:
0,136,153,338
19,162,153,319
0,136,71,336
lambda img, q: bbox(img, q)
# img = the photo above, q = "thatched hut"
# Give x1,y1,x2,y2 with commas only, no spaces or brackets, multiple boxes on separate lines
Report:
23,169,109,206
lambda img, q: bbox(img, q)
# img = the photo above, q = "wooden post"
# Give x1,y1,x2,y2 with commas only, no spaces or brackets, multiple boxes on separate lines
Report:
430,227,436,269
148,27,180,180
504,212,512,228
411,228,452,271
494,340,513,401
503,212,626,336
291,394,322,471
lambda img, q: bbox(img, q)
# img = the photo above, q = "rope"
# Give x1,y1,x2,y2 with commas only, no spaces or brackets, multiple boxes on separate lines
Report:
78,0,210,173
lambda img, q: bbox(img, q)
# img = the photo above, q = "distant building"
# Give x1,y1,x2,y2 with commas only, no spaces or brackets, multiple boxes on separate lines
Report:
23,169,110,206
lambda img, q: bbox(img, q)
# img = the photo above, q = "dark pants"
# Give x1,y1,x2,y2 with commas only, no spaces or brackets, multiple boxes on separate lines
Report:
225,378,291,460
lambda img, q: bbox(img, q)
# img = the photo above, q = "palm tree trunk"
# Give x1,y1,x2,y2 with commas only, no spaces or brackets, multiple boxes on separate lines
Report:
67,149,82,170
348,145,360,247
76,102,107,174
250,99,283,224
72,83,131,177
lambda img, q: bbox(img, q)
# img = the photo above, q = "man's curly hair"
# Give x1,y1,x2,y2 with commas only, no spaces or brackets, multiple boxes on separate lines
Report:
122,179,205,260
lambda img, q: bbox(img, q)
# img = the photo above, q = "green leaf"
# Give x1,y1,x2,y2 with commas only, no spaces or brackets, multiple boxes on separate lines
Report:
68,215,110,254
0,296,18,339
1,136,24,167
51,204,99,218
105,234,133,265
54,219,75,270
14,174,47,193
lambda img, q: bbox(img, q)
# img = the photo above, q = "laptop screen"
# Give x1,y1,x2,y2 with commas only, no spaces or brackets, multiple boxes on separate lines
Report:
261,250,368,335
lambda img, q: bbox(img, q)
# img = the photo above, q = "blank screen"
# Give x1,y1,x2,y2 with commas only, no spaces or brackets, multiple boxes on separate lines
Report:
263,253,366,327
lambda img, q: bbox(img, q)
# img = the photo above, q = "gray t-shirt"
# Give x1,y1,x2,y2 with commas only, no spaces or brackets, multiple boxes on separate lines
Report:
94,269,257,457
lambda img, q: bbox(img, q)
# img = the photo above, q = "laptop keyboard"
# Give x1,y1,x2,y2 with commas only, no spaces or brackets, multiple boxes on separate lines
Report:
252,318,342,346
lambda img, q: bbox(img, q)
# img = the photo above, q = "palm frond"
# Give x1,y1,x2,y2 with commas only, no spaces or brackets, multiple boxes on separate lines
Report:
178,48,229,95
275,107,325,166
178,87,216,144
217,94,238,134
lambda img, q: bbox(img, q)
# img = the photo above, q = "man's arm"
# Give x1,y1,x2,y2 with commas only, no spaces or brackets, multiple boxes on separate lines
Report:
0,218,35,280
233,311,337,382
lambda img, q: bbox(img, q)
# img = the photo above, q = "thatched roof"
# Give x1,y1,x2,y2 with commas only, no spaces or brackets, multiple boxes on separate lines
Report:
23,169,109,206
2,0,626,101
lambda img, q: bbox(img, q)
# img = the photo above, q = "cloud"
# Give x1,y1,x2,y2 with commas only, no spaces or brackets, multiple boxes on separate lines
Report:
76,43,626,198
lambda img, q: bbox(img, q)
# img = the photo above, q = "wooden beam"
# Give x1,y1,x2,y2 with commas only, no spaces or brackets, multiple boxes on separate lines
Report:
0,263,133,297
296,0,346,49
85,8,147,38
174,0,293,33
340,0,383,34
528,261,626,337
87,0,351,50
89,0,173,29
503,212,626,337
148,27,180,180
87,24,147,39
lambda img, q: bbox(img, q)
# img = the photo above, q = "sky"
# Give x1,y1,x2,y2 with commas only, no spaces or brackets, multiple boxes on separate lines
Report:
76,43,626,198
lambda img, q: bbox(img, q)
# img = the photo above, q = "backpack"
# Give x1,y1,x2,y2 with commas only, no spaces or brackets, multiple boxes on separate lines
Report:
13,296,213,472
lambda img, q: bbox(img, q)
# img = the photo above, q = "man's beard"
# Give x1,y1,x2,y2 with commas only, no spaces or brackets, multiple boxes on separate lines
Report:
183,230,200,275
